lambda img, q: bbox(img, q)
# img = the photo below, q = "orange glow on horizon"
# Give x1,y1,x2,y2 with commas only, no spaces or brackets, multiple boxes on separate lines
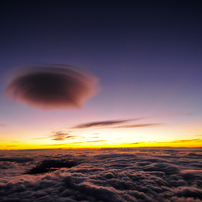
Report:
1,138,202,150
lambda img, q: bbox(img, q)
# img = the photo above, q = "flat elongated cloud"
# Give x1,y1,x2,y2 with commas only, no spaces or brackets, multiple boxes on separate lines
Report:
84,140,106,143
72,118,162,129
5,64,99,110
73,119,138,129
113,123,163,128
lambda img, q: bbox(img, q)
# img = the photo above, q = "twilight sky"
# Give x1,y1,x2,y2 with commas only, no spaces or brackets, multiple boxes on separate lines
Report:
0,0,202,149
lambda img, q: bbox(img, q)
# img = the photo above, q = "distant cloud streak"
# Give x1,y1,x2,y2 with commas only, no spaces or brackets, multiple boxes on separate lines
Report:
72,119,141,129
65,140,107,145
170,139,202,143
72,119,162,131
113,123,163,128
85,140,106,143
5,64,99,110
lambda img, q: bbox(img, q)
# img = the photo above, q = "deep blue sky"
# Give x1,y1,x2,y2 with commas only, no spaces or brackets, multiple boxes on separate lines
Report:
0,0,202,148
1,1,202,92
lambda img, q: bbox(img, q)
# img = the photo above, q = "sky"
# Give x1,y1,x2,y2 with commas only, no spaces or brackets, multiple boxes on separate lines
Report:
0,0,202,149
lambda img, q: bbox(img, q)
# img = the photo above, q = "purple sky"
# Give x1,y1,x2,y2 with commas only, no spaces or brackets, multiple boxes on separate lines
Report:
0,0,202,148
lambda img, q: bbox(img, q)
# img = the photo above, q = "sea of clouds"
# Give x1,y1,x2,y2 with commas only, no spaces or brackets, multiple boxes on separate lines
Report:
0,148,202,202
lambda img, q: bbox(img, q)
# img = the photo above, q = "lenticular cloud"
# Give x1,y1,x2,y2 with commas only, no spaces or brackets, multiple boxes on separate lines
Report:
5,64,99,110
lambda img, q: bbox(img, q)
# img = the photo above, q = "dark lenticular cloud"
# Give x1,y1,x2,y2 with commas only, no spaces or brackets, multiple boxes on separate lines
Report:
5,64,99,110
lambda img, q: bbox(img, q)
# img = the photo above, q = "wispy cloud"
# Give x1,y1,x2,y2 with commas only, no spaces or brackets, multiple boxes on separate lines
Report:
57,140,107,145
0,124,6,127
130,142,145,145
33,131,76,141
72,118,142,129
72,118,163,131
5,145,17,147
113,123,163,128
163,110,192,118
10,141,19,143
170,139,202,143
85,140,107,143
42,143,67,147
36,119,163,144
127,139,202,146
50,131,75,141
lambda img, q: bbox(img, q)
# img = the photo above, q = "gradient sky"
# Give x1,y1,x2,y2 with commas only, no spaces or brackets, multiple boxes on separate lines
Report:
0,0,202,149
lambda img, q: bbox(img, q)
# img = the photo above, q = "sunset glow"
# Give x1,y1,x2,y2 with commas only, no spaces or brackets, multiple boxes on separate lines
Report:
0,1,202,150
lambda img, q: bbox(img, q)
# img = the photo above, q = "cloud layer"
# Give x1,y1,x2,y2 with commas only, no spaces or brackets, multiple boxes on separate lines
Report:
5,64,99,110
1,148,202,202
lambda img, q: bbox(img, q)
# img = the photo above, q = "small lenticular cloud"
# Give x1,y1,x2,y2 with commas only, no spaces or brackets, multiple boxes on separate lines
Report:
5,64,99,110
